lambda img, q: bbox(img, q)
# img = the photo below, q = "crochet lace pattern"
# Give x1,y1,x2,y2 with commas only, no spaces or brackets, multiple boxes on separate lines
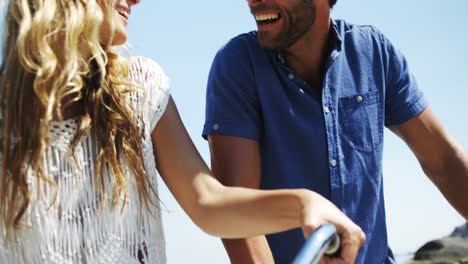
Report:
0,57,170,264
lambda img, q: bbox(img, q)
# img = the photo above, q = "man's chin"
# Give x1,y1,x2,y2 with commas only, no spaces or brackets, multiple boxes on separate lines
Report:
257,35,278,50
257,31,291,50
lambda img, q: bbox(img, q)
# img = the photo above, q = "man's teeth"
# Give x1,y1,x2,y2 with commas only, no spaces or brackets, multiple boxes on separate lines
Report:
256,13,279,22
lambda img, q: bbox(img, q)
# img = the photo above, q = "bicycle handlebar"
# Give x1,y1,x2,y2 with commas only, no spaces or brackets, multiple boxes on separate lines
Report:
292,224,341,264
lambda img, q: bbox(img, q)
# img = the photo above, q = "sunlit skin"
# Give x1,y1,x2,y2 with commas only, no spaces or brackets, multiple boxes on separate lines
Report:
247,0,317,50
211,1,468,264
0,0,373,263
247,0,331,88
61,0,141,119
99,0,141,46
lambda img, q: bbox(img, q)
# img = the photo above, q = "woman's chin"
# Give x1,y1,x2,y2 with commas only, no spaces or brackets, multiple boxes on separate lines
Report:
99,32,127,47
111,32,127,46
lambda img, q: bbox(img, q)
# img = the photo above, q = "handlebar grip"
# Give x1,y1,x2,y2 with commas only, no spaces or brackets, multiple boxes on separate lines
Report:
325,232,340,255
292,224,340,264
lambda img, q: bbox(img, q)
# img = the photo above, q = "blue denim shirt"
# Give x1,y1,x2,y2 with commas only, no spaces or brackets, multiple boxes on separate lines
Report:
203,20,428,264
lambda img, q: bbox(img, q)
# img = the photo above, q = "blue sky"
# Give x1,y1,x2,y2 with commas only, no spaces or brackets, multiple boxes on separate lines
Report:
125,1,467,262
125,0,467,262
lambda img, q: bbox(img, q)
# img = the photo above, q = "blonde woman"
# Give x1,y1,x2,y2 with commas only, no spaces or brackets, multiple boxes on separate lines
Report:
0,0,365,263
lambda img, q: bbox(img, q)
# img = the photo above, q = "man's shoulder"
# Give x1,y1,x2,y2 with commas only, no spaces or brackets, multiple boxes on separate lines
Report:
215,31,263,59
229,31,258,44
333,19,385,41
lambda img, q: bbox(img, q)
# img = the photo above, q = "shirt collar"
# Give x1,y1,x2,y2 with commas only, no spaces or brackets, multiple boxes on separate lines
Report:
274,19,343,65
330,19,343,50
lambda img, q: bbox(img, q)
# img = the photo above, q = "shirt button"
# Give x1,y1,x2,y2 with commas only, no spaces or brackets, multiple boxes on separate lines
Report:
356,96,363,103
212,123,220,131
288,73,295,80
331,159,337,167
299,89,304,94
324,106,330,113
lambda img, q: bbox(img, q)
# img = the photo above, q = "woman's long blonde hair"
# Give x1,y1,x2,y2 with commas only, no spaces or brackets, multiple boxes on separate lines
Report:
0,0,156,230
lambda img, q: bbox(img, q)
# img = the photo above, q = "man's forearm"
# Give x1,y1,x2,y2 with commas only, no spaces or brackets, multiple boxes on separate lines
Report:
426,142,468,219
222,237,274,264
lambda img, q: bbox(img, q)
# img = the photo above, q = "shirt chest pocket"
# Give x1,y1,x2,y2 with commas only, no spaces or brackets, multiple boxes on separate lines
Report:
338,89,383,152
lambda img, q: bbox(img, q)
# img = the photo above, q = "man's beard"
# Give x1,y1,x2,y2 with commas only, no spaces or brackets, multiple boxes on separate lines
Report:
257,0,316,50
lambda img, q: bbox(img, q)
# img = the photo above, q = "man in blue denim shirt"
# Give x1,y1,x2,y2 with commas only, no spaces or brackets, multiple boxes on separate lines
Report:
203,0,468,263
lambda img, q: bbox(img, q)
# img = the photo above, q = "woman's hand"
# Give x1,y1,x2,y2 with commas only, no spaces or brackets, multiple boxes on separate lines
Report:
300,191,366,264
153,98,365,261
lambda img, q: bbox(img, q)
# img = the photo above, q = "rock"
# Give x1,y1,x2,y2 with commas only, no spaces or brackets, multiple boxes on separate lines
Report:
413,238,468,261
408,222,468,263
450,222,468,239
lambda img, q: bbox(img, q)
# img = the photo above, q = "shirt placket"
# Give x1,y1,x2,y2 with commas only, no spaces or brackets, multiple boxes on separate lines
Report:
321,49,343,209
276,53,321,98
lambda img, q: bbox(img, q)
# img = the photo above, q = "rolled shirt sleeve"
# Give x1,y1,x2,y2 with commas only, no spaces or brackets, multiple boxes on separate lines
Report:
203,37,262,141
376,29,429,126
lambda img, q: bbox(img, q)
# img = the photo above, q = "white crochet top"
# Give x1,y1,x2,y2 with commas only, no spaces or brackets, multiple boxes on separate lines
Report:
0,57,170,264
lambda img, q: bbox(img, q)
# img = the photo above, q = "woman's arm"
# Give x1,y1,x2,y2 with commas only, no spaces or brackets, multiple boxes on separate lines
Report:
208,134,274,264
152,97,365,262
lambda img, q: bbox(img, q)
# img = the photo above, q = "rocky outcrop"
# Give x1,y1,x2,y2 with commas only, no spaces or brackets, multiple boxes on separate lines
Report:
450,222,468,239
407,222,468,263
